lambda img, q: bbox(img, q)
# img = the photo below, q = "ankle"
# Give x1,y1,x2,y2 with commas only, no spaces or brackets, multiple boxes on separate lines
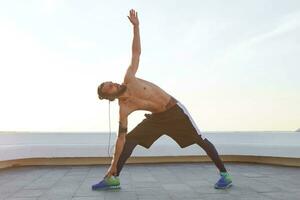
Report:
220,172,229,176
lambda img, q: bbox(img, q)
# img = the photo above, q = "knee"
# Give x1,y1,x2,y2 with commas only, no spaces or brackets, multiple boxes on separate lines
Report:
124,139,138,151
195,136,205,145
196,137,213,149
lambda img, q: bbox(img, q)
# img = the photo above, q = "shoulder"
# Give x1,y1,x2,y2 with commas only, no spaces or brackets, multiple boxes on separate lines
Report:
124,66,139,83
119,101,131,117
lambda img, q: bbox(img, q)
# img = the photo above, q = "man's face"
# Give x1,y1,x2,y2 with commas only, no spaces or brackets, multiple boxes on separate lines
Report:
101,81,121,96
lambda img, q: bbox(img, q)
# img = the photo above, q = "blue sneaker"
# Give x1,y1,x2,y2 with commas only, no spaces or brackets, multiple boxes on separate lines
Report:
92,176,121,190
214,172,232,189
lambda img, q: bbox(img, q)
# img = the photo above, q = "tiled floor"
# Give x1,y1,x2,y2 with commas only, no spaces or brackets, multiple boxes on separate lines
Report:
0,163,299,200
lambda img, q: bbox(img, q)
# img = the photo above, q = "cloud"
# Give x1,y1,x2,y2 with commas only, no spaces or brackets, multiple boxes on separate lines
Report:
247,11,300,45
209,11,300,72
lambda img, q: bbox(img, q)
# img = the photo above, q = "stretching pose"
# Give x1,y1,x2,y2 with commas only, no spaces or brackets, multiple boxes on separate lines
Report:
92,9,232,190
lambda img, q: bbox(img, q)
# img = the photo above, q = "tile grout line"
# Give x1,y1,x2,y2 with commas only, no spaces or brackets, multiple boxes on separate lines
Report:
5,166,53,199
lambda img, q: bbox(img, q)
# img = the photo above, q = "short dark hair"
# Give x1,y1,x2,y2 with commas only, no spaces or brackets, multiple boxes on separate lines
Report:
97,83,115,101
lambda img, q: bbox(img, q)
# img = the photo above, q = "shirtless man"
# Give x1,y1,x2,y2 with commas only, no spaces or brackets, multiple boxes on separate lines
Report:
92,9,232,190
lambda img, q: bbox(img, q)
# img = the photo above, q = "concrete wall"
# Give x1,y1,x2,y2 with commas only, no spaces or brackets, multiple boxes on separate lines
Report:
1,132,300,168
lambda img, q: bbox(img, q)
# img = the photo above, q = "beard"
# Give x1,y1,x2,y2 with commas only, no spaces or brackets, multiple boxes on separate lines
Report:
109,84,127,100
115,84,127,97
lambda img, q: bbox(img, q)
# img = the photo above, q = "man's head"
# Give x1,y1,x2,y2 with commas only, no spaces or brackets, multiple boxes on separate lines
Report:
97,81,127,101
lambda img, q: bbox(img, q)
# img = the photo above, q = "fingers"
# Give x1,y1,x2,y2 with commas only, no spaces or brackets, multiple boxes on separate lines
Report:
129,9,137,18
128,9,139,25
130,9,134,17
105,172,111,178
105,169,117,178
130,9,134,18
104,169,111,178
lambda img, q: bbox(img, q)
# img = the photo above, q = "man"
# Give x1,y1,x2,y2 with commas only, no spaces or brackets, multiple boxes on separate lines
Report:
92,9,232,190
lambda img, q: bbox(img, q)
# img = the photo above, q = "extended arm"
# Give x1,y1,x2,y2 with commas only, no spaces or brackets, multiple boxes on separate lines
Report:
105,108,128,177
124,9,141,82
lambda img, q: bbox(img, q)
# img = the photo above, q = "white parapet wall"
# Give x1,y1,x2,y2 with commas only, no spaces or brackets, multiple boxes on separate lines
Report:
1,131,300,161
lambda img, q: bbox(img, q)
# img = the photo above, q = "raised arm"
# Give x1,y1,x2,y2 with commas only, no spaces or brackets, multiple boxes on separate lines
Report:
124,9,141,83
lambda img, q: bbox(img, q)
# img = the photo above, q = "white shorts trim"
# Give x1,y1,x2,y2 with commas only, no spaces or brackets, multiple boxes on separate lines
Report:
177,102,205,140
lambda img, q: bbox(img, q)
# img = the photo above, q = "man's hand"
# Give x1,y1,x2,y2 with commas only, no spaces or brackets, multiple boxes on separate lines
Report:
105,164,117,177
127,9,139,26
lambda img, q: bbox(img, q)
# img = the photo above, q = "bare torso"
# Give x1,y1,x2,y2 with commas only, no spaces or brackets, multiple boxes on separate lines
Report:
118,77,177,115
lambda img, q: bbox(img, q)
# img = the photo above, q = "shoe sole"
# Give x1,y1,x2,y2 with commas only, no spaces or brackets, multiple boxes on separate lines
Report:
92,185,121,191
214,182,233,189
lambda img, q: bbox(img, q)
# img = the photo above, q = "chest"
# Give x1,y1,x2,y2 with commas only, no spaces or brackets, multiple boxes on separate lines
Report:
120,97,151,110
127,80,153,99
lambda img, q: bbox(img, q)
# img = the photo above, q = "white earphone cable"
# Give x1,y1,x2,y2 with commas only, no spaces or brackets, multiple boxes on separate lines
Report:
107,101,112,157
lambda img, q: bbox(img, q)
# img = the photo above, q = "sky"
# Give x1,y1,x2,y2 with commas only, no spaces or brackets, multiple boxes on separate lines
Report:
0,0,299,132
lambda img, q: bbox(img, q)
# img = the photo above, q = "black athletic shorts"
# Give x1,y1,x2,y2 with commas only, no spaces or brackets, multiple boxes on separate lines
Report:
126,102,205,148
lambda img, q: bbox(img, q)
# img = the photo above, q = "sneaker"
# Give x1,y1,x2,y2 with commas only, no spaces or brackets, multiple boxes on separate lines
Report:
214,172,232,189
92,176,121,190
